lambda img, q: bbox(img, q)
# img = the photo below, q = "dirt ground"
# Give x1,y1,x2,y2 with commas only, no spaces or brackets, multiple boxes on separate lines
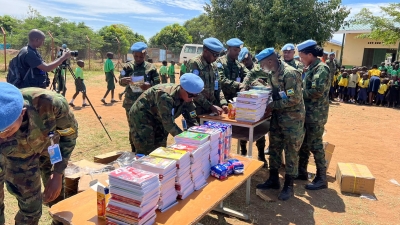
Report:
1,70,400,225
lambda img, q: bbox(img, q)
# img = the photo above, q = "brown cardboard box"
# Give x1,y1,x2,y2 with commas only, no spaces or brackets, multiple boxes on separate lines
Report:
336,163,375,195
308,142,335,169
78,172,110,193
93,151,124,164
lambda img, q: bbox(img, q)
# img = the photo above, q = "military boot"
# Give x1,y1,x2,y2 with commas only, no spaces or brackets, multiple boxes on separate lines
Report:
257,146,268,168
240,142,247,156
278,174,294,201
256,169,280,190
305,167,328,190
295,159,309,180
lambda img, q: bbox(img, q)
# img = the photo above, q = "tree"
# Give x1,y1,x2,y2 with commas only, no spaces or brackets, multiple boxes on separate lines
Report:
183,14,216,44
149,23,192,51
205,0,350,50
352,3,400,45
0,15,20,34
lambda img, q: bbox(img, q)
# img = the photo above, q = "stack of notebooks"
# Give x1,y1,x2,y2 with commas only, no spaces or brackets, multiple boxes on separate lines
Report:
202,122,233,163
130,156,178,212
169,142,209,190
106,167,160,225
149,147,193,200
188,126,223,168
236,90,271,122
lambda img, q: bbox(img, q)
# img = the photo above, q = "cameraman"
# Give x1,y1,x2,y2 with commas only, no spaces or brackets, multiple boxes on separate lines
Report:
19,29,71,89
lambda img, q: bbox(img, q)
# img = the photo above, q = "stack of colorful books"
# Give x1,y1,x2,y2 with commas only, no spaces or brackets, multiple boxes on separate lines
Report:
235,90,271,122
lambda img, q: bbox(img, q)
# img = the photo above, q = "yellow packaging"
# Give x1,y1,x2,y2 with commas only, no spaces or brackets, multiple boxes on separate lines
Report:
97,184,110,219
228,103,236,119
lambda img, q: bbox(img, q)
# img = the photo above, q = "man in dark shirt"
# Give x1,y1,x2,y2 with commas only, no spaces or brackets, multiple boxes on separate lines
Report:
19,29,71,88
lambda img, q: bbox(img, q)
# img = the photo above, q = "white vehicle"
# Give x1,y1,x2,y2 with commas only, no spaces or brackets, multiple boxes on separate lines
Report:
180,44,203,63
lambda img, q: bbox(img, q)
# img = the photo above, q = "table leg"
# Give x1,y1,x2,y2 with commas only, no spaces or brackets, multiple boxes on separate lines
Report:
248,127,254,158
236,139,240,154
246,177,251,205
212,201,249,220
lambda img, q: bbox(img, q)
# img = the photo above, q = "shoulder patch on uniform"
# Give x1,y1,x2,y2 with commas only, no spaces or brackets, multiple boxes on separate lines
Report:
56,128,75,136
217,62,223,68
190,111,197,118
193,69,200,76
287,88,295,96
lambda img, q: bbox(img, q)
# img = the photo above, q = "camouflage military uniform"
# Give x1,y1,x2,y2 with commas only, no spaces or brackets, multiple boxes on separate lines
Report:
0,88,78,225
299,59,330,170
240,64,268,91
187,54,227,125
129,84,198,154
267,60,305,176
119,61,160,151
285,59,304,72
325,59,336,81
216,55,251,101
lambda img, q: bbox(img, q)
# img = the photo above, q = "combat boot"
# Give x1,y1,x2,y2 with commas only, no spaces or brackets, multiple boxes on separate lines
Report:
305,167,328,190
278,174,294,201
256,169,280,190
257,146,268,168
240,143,247,156
295,159,309,180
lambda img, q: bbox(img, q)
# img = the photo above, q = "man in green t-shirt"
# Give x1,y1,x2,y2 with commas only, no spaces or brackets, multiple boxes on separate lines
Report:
180,60,187,77
168,61,176,83
102,52,118,104
159,61,168,83
69,60,89,107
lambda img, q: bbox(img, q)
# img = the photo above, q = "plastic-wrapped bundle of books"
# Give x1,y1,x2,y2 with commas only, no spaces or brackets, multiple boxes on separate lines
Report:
168,142,209,191
106,167,160,225
130,156,178,212
202,122,232,163
149,147,193,200
235,89,272,122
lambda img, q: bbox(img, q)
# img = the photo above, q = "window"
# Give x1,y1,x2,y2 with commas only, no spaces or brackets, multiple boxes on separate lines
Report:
184,46,197,53
196,47,203,54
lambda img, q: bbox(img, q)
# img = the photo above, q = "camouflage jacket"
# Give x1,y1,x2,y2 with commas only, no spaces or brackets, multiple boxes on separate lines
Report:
188,54,227,109
216,55,251,101
285,59,304,73
325,59,336,79
240,64,268,91
267,60,305,117
119,61,160,110
130,84,198,136
303,59,330,124
0,88,78,174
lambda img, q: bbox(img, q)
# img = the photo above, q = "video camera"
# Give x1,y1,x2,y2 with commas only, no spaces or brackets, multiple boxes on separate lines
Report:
57,48,78,66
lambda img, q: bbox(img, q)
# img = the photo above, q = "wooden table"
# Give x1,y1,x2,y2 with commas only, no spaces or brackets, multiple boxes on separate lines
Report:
49,155,264,225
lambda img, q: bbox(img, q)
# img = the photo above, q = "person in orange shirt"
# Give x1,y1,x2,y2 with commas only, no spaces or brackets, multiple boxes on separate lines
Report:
320,51,328,63
367,65,381,105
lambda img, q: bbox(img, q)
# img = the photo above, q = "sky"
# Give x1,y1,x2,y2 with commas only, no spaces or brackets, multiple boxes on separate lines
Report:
0,0,392,43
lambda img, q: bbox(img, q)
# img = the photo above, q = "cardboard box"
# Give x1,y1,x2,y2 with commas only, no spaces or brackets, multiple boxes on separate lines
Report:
336,163,375,195
308,142,335,169
78,172,110,193
93,151,124,164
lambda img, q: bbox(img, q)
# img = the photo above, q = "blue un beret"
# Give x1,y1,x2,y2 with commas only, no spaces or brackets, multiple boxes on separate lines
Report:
180,73,204,94
324,51,329,55
62,44,67,49
255,47,275,62
330,52,336,55
131,42,148,52
281,43,295,52
238,47,249,62
226,38,243,48
297,40,317,52
294,55,300,59
0,82,24,132
203,37,224,53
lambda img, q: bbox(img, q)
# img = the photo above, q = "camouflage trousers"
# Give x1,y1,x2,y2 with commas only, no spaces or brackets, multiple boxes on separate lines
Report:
56,72,66,96
129,105,169,155
161,76,168,84
299,123,326,169
268,113,305,176
126,108,136,152
239,137,266,154
169,75,176,84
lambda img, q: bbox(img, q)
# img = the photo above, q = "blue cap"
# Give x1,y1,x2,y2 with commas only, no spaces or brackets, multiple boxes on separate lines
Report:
281,43,295,51
330,52,335,55
238,47,249,62
203,37,224,53
294,55,300,59
180,73,204,94
297,40,317,52
226,38,243,48
0,82,24,132
131,42,148,52
324,51,329,55
255,48,275,62
62,44,67,49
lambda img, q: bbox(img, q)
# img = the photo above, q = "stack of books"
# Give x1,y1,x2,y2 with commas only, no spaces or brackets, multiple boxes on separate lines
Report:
130,156,178,212
106,167,160,225
235,90,271,122
168,143,209,190
202,122,233,163
149,147,193,200
188,126,223,168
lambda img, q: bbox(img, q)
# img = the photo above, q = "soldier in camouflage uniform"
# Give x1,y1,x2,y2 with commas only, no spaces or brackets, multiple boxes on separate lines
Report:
0,83,78,225
119,42,160,152
326,52,337,101
281,43,304,72
129,73,203,154
187,37,227,125
255,48,305,201
297,40,331,190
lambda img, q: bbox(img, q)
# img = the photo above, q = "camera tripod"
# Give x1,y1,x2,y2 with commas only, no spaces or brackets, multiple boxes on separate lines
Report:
50,66,67,96
58,63,112,141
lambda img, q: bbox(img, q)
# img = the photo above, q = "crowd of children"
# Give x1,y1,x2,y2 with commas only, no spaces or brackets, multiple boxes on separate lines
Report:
159,60,187,84
331,61,400,108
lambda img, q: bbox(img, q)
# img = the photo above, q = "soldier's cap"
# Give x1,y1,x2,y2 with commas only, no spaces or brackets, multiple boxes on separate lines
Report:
0,82,24,132
226,38,244,48
180,73,204,94
281,43,295,52
62,44,67,49
255,47,275,62
131,42,148,53
330,52,335,55
324,51,329,55
238,47,249,62
203,37,224,53
294,55,300,59
297,40,317,52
